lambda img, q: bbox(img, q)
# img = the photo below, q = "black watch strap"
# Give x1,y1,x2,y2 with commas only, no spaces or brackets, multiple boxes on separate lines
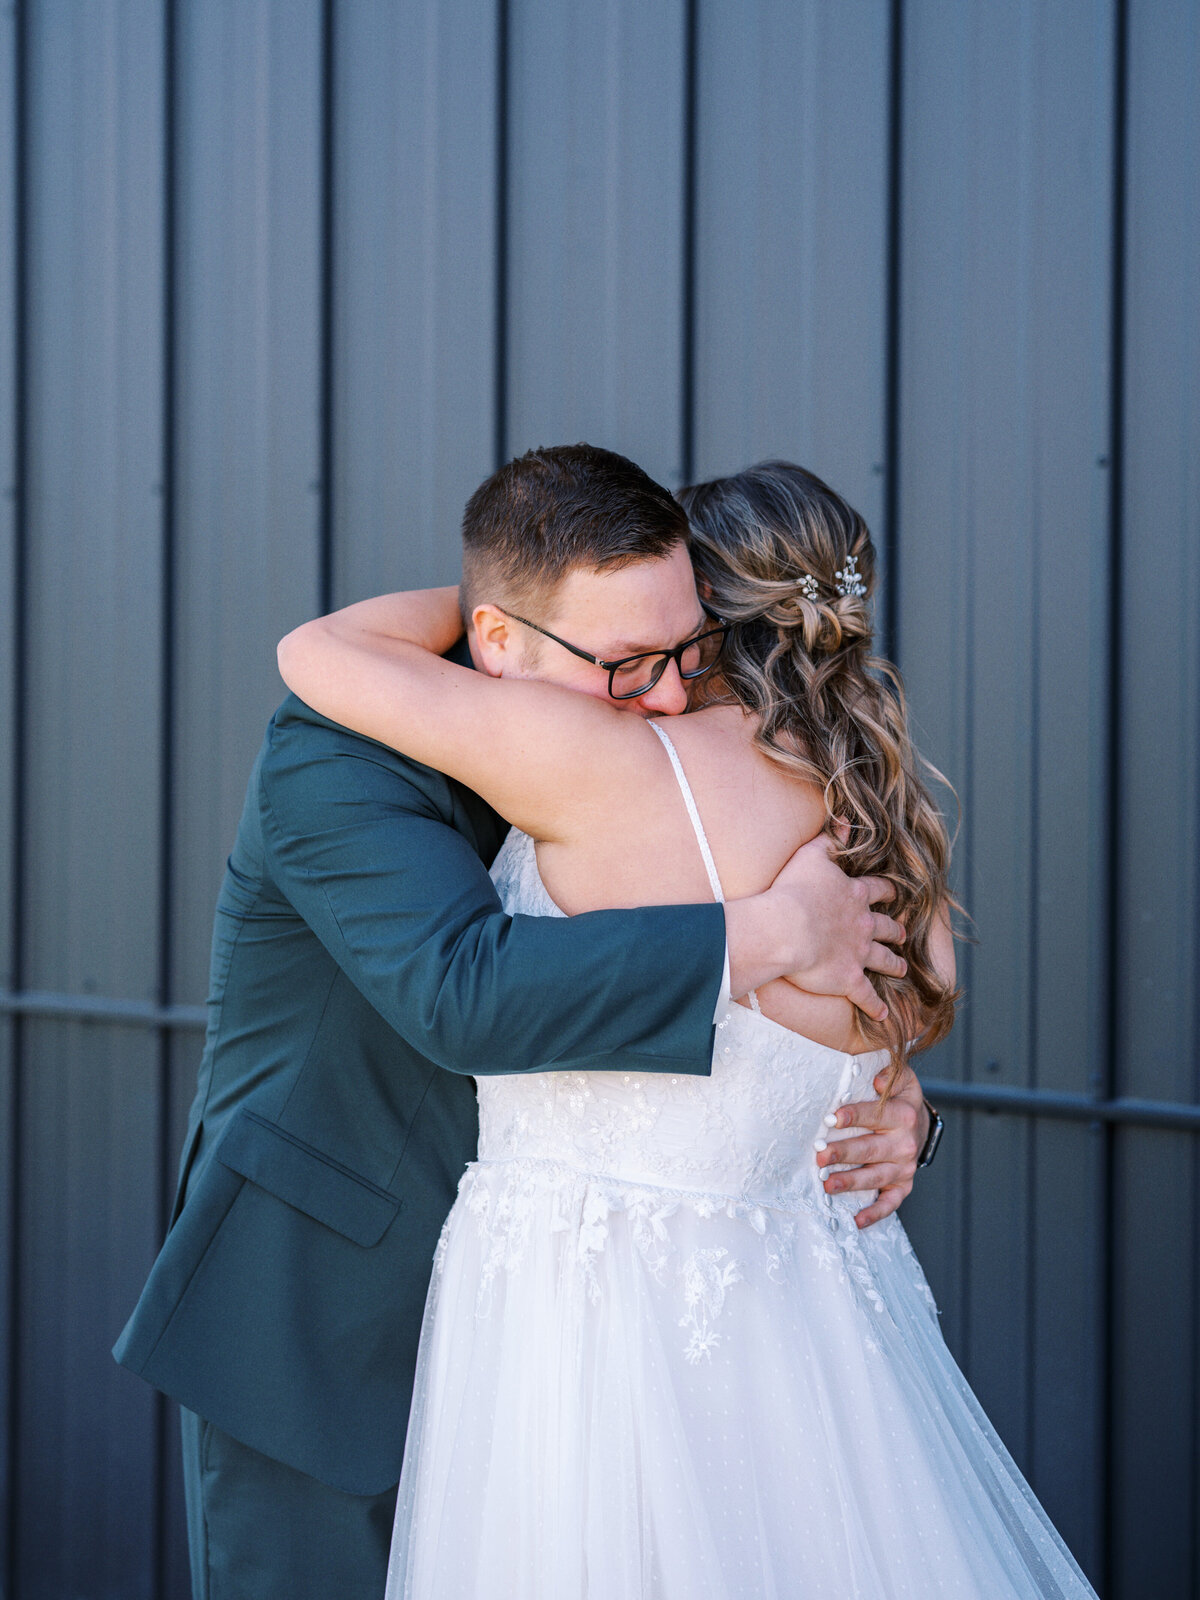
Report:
916,1097,944,1169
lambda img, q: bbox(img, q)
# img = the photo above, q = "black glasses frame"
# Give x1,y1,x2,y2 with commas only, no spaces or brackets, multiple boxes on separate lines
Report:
497,606,729,701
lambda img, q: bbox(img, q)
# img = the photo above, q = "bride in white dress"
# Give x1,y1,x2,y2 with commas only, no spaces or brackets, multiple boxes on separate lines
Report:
278,459,1098,1598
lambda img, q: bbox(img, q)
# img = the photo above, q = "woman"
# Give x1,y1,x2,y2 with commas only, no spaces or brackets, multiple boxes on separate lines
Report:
278,462,1097,1598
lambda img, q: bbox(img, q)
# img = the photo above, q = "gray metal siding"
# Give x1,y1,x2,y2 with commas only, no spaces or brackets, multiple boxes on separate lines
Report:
169,0,326,1002
331,0,500,603
0,0,16,1577
692,0,891,535
1110,1,1200,1592
16,5,167,1595
894,1,1116,1572
2,3,1196,1596
504,0,689,487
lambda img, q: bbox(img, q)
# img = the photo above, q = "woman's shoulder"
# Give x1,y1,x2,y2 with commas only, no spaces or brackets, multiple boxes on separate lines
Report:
663,704,809,785
657,705,827,837
657,701,757,753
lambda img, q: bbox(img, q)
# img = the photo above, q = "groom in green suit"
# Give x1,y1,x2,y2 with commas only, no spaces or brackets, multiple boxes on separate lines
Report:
115,445,918,1598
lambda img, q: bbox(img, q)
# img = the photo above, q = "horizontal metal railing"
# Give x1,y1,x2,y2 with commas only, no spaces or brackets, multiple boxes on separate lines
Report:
1,989,1197,1132
922,1078,1200,1132
0,989,207,1029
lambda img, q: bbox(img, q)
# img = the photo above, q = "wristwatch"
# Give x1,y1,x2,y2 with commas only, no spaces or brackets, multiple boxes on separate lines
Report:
916,1097,944,1169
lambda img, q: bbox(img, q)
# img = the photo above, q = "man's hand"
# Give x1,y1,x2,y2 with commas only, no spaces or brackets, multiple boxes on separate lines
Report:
816,1063,931,1228
769,831,906,1020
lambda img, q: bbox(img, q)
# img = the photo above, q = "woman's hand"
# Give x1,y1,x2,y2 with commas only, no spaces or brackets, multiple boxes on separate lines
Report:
815,1063,930,1228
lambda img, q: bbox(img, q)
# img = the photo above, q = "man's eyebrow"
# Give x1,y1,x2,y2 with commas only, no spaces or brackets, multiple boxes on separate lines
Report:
605,612,710,655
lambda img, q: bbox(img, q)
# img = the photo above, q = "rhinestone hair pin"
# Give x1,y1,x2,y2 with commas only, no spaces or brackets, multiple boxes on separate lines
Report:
797,573,820,602
835,554,867,598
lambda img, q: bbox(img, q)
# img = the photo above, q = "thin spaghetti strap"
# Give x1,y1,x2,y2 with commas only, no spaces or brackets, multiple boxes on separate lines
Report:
647,721,762,1013
647,722,723,901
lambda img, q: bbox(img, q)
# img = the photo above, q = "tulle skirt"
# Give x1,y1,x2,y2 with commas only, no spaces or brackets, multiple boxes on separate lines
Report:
385,1158,1098,1599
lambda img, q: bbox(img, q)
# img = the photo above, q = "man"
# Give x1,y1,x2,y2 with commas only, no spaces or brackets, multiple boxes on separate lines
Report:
115,444,929,1598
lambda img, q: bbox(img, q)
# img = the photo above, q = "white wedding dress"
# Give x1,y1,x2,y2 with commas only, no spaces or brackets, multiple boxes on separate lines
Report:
385,724,1098,1599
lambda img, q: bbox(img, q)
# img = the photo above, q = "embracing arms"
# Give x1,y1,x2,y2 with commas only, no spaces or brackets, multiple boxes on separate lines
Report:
276,593,936,1221
256,703,726,1077
277,590,908,1014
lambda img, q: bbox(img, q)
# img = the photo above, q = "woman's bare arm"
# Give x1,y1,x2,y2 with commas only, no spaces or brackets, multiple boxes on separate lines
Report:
317,586,465,657
277,590,659,843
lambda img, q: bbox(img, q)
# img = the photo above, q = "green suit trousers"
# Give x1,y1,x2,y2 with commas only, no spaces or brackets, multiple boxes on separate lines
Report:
181,1407,398,1600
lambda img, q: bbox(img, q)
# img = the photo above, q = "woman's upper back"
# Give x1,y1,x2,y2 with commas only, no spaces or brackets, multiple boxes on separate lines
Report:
533,703,873,1054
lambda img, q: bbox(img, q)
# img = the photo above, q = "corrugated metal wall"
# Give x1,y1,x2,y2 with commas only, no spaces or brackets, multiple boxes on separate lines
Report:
1,2,1196,1596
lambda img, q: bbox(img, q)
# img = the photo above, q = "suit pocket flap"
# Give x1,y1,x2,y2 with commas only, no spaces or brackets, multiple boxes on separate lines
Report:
216,1110,400,1247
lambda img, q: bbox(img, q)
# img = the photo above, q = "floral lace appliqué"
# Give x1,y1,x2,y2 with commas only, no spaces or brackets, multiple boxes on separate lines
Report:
680,1247,743,1363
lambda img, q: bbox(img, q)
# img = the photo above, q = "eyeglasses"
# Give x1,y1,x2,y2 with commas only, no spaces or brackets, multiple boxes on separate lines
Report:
498,606,729,701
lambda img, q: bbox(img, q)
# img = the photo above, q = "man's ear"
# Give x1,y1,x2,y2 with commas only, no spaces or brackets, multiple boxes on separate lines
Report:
470,603,516,678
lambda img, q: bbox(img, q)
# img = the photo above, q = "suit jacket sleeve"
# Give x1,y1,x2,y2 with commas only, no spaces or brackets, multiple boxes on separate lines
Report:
256,704,726,1078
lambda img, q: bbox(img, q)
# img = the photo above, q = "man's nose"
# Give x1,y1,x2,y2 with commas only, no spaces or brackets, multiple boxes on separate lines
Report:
636,659,689,717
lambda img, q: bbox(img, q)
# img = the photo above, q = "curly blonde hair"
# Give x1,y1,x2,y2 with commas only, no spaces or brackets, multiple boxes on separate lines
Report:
678,460,960,1092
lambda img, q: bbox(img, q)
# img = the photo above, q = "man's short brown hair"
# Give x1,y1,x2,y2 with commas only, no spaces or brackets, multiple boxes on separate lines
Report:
460,443,689,623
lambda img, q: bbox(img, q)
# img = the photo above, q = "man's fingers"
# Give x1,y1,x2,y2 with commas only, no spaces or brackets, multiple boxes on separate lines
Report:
846,972,889,1021
819,1135,890,1169
829,1096,895,1130
871,912,906,947
854,1185,908,1228
874,1062,919,1097
838,1088,921,1139
865,940,906,980
823,1162,901,1196
858,874,896,907
821,1134,919,1175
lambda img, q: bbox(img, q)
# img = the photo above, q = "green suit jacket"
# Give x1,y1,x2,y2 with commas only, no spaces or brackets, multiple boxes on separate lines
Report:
113,688,724,1494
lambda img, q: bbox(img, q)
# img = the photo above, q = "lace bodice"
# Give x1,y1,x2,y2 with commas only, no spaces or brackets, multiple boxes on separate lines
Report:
482,725,890,1211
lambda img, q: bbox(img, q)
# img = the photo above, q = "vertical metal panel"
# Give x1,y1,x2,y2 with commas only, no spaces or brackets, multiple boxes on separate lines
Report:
1113,1130,1197,1600
168,0,325,1005
690,0,890,534
1115,1,1200,1111
894,2,1114,1578
898,0,1114,1099
0,0,16,1580
1026,1116,1106,1576
900,1107,969,1360
16,2,166,1594
18,1021,163,1598
21,6,166,999
331,0,500,603
159,3,329,1575
504,0,688,487
1111,2,1200,1593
